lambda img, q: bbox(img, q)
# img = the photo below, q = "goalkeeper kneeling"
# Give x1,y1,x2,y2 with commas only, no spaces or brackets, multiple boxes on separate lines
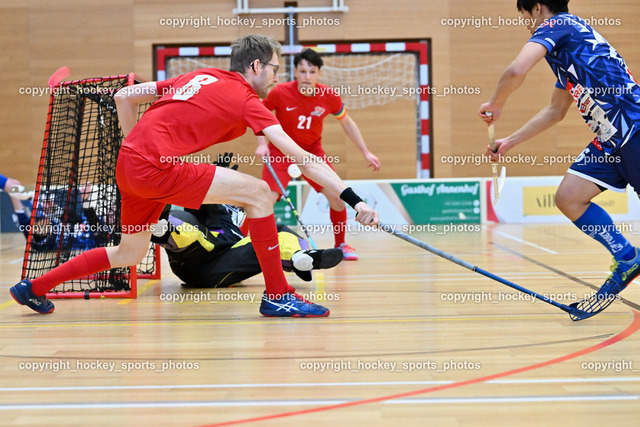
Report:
151,204,343,288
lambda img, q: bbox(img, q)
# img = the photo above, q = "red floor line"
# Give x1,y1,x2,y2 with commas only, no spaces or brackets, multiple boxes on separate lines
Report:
199,310,640,426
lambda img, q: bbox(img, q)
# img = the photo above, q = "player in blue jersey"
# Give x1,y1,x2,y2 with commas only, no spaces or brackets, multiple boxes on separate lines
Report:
479,0,640,302
0,173,31,237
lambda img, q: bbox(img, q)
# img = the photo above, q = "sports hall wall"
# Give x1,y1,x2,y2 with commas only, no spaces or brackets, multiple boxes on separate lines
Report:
1,0,638,184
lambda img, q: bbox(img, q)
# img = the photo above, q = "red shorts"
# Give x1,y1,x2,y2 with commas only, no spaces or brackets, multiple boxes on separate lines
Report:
116,147,216,233
261,144,334,196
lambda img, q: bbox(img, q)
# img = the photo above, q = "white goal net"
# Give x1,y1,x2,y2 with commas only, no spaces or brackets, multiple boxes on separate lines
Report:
166,52,418,110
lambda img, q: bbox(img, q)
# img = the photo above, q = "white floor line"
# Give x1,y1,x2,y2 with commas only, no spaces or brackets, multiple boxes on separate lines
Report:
492,230,558,254
1,377,639,393
388,395,639,404
0,394,636,411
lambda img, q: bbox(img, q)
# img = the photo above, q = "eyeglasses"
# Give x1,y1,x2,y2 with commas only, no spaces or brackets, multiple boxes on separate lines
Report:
261,61,280,74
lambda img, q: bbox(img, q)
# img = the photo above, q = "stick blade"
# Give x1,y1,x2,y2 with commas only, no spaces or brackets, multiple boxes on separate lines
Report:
498,166,506,192
567,302,601,321
567,279,625,321
8,191,34,201
48,66,70,89
7,186,34,200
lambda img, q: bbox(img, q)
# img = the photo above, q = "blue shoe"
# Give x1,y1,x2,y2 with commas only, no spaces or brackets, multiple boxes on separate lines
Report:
607,247,640,293
260,291,330,317
10,279,55,314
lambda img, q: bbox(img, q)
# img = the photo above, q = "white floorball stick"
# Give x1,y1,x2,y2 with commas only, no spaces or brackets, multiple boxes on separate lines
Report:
486,112,506,205
3,185,35,201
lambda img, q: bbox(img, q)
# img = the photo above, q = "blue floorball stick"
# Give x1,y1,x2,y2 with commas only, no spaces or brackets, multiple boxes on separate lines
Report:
378,223,601,321
263,157,318,250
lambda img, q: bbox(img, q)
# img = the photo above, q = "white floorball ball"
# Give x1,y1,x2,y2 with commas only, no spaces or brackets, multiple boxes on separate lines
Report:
288,164,302,178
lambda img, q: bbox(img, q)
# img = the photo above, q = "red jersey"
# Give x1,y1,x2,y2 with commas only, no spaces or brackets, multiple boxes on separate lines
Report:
262,81,346,151
123,68,279,168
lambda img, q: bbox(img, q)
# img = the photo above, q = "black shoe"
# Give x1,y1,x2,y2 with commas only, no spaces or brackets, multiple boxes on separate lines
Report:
291,248,343,281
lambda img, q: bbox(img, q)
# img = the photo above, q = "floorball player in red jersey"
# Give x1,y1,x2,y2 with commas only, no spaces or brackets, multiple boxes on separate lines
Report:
10,35,378,318
255,48,381,261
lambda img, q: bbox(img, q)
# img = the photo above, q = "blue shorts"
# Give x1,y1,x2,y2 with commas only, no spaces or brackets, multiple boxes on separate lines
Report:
568,134,640,194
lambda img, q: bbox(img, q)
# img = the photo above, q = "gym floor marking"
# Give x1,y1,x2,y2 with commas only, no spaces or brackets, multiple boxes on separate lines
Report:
494,242,640,312
117,279,159,304
198,311,640,426
0,313,630,329
2,229,638,424
0,299,15,311
491,229,558,254
0,333,613,364
1,394,637,411
1,377,639,393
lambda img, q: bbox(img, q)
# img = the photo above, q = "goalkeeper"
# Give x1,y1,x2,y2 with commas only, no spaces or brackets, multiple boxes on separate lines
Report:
151,154,342,287
152,203,343,288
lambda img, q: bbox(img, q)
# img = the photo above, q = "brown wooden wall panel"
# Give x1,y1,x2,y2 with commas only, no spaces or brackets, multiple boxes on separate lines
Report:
321,100,417,179
0,0,135,185
1,0,638,184
0,6,32,182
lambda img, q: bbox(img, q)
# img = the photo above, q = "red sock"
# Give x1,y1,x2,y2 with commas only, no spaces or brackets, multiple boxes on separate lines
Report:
31,247,111,296
330,208,347,247
247,214,290,298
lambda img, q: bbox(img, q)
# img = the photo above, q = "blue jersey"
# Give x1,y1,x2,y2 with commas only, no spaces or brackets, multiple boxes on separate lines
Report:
529,13,640,153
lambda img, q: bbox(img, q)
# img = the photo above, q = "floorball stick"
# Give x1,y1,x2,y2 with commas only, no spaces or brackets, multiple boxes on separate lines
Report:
378,223,596,320
48,66,70,89
3,185,35,201
567,279,625,320
263,157,318,250
486,113,506,205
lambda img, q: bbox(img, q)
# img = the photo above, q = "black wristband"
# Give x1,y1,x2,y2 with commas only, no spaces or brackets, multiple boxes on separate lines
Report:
340,187,364,209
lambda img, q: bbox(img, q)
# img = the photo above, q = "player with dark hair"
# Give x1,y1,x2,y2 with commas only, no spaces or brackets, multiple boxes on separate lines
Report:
479,1,640,301
256,48,381,261
516,0,569,14
152,204,343,288
10,34,379,317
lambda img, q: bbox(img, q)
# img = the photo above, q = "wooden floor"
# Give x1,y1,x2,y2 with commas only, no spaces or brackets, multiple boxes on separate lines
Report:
1,222,639,426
